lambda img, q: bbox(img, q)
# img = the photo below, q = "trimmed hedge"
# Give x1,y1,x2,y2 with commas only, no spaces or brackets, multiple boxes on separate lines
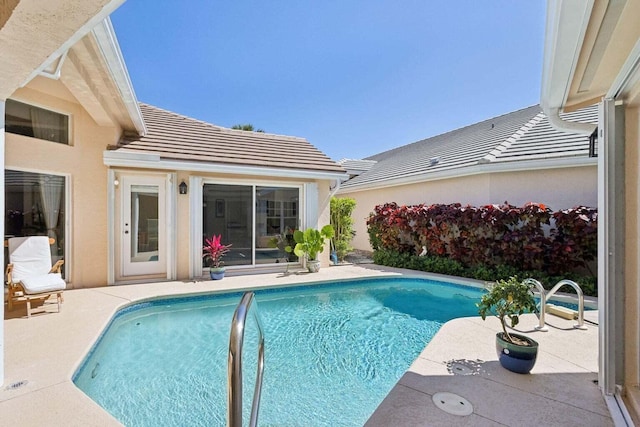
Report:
367,202,597,295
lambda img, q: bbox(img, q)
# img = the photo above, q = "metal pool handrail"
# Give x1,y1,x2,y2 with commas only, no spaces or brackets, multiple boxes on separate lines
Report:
228,292,265,427
523,278,588,332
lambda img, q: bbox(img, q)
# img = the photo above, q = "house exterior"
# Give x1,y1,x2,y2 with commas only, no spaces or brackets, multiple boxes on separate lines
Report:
541,1,640,423
3,18,346,290
338,105,598,252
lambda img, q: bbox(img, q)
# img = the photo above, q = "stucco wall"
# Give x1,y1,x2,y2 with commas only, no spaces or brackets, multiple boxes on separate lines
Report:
625,106,640,388
339,165,597,251
6,77,120,288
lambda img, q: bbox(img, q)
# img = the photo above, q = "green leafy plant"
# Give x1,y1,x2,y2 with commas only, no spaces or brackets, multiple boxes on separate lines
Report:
290,225,335,261
330,197,357,261
203,234,232,269
476,277,538,345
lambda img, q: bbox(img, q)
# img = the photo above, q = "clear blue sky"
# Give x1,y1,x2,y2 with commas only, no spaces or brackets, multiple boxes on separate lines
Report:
111,1,546,161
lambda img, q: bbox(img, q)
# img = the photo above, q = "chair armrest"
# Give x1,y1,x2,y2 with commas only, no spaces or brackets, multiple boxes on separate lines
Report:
50,260,65,274
6,263,13,286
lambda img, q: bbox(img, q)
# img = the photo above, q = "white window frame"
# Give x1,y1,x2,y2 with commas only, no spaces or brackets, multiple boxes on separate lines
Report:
192,176,306,278
4,166,72,284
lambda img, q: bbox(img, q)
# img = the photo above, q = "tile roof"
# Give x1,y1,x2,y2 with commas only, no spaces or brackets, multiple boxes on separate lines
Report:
341,104,597,190
115,103,345,174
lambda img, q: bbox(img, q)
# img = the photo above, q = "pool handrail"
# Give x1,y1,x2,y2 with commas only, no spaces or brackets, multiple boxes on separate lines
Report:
227,291,265,427
523,278,588,332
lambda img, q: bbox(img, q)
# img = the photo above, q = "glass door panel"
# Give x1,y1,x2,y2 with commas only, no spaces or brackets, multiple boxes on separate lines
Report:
255,186,299,265
203,184,253,267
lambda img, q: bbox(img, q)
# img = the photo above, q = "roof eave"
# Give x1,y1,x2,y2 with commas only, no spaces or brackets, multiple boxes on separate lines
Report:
103,150,348,181
337,156,597,194
540,0,596,134
92,18,147,136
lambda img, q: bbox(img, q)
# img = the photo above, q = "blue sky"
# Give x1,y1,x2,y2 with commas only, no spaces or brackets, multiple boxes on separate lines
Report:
111,1,546,161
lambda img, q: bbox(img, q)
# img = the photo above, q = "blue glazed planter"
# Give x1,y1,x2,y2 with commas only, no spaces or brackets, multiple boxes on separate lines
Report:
209,268,225,280
496,332,538,374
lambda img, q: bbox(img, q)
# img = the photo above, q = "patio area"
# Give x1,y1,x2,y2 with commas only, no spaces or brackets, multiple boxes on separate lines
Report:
1,264,609,426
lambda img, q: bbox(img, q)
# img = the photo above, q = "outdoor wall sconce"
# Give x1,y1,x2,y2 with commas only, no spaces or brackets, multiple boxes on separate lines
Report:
179,181,188,194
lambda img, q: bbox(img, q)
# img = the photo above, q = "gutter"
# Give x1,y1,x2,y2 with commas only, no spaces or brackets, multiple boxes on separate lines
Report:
103,150,349,182
540,0,596,135
338,156,597,194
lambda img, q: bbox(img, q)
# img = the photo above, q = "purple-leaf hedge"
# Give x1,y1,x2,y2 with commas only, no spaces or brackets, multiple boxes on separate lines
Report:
367,202,597,276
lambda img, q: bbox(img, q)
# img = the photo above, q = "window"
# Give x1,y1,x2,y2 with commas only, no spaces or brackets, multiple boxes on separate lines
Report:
202,184,300,267
5,170,66,276
5,99,69,144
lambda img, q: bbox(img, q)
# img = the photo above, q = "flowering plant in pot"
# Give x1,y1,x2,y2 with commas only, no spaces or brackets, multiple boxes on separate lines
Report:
477,276,539,374
289,225,334,272
203,234,232,280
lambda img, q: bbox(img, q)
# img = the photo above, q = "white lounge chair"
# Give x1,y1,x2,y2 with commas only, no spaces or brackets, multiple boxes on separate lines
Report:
6,236,65,318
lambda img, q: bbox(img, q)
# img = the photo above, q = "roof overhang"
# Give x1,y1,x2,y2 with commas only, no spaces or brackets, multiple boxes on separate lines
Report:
541,0,640,119
337,156,597,194
0,0,126,100
103,150,349,182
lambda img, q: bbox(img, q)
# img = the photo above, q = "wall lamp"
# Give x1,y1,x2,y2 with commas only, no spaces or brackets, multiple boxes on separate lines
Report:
179,180,188,195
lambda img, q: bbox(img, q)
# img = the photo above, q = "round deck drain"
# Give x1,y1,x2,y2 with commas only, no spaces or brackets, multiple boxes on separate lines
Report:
432,392,473,416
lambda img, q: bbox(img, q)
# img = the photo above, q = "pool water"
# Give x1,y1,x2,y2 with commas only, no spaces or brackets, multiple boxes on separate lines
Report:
74,278,485,426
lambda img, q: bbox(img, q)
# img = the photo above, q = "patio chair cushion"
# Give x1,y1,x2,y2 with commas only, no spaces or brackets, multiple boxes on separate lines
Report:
8,236,54,282
19,273,66,294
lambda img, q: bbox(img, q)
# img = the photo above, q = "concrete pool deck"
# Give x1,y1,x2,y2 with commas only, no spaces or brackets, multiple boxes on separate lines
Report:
1,264,609,426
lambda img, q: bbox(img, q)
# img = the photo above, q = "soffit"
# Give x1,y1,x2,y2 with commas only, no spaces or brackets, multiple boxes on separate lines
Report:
60,31,133,129
565,0,640,110
0,0,123,100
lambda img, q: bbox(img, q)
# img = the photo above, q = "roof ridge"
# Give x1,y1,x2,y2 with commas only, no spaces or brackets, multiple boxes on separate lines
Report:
480,111,546,163
365,104,541,160
139,102,308,142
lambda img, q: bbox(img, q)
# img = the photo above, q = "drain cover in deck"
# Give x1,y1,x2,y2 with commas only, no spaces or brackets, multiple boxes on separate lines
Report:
432,392,473,416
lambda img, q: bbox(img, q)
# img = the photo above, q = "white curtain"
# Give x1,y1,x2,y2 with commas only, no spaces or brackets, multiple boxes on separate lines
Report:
30,106,62,142
39,175,64,253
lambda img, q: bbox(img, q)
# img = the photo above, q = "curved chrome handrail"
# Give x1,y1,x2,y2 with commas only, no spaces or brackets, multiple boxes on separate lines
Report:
228,292,265,427
523,278,548,331
545,279,587,330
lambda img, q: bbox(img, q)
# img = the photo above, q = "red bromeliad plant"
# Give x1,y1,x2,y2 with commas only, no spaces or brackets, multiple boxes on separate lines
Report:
203,234,232,269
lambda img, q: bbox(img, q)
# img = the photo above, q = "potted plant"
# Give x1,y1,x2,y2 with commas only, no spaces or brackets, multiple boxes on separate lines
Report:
477,276,539,374
203,234,232,280
289,225,334,272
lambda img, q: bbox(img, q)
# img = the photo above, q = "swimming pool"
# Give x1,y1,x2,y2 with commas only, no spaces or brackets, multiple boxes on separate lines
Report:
72,277,487,426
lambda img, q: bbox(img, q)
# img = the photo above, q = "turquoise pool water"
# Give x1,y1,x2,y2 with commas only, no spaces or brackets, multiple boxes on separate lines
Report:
73,277,486,426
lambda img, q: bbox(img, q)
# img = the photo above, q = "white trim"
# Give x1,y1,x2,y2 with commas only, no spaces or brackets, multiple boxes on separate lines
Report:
167,173,177,281
39,51,68,81
92,18,147,136
606,36,640,101
107,169,116,285
338,156,597,194
604,393,635,427
103,150,348,181
540,0,596,133
189,176,203,278
21,1,127,88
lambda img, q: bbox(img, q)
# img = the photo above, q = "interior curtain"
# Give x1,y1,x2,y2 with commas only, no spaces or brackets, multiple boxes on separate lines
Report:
30,106,60,142
39,175,64,252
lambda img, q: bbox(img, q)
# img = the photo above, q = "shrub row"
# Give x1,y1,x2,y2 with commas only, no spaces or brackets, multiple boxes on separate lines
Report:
367,202,597,277
372,249,597,296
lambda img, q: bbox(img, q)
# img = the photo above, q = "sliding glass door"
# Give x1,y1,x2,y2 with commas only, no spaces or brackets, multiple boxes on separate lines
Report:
202,183,300,268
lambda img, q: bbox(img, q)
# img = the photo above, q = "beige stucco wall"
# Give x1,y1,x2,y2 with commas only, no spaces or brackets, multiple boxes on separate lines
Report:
625,106,640,393
6,76,120,288
339,165,597,251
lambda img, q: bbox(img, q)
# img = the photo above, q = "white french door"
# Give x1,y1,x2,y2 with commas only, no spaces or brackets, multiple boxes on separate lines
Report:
121,175,167,276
